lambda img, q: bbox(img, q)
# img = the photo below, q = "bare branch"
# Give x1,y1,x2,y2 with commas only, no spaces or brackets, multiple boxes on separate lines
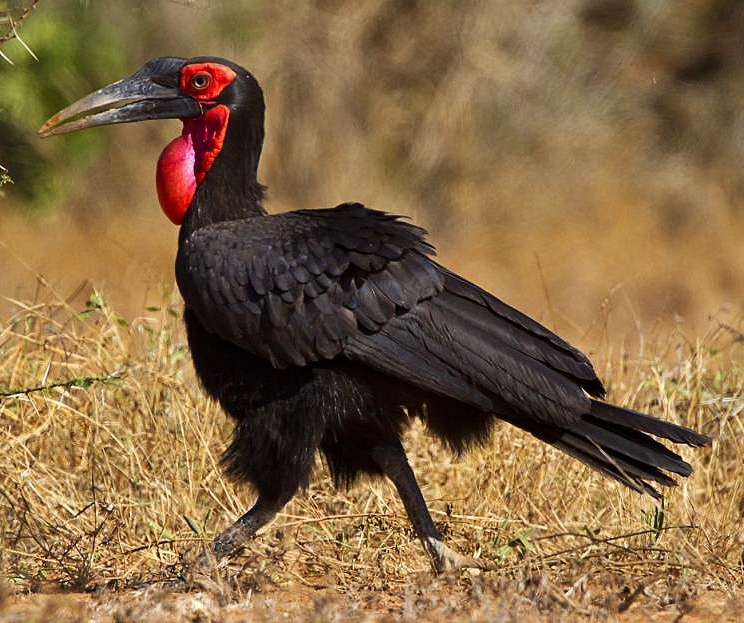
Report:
0,0,40,62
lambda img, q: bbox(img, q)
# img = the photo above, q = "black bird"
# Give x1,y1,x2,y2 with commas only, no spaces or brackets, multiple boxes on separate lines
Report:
40,57,710,573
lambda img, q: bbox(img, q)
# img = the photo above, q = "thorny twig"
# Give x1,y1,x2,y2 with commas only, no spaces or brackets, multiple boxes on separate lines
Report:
0,0,40,63
0,369,127,398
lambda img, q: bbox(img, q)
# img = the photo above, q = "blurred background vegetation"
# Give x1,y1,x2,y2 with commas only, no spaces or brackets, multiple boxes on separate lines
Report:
1,0,743,351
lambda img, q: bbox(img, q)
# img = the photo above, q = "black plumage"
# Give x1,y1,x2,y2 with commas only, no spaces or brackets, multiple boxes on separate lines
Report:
39,56,710,574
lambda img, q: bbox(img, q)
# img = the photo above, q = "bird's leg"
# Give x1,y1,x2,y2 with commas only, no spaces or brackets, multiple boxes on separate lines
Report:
370,444,481,574
188,495,280,578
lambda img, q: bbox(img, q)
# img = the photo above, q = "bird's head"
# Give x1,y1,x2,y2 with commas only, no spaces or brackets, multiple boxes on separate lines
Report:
39,56,265,225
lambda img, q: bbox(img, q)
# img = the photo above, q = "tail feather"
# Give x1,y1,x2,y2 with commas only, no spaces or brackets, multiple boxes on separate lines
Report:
570,416,691,476
503,399,709,498
549,434,675,498
590,400,709,447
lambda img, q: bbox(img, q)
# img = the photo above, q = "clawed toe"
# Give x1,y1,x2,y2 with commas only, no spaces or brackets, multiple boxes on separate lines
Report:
427,538,495,574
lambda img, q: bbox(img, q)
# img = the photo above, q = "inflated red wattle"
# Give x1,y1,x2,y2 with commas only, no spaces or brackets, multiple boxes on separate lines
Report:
155,104,230,225
156,135,196,224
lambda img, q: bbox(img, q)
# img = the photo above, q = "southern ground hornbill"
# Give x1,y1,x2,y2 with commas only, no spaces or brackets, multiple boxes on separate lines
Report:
40,56,710,574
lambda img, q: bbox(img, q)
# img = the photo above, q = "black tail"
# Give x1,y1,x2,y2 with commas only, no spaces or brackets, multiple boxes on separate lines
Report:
510,400,710,498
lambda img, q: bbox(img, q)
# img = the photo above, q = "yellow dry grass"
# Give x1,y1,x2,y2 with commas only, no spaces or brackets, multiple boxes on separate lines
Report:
0,287,741,621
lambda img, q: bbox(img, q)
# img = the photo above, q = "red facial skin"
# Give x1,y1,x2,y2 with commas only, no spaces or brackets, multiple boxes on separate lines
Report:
155,63,237,225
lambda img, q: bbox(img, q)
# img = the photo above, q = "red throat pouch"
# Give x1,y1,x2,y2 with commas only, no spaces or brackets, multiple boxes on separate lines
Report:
156,104,229,224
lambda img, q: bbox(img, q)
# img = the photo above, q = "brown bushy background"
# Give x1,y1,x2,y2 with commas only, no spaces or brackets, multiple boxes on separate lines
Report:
1,1,743,620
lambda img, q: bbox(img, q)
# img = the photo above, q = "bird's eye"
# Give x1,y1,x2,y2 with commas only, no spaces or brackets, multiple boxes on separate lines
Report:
190,73,211,90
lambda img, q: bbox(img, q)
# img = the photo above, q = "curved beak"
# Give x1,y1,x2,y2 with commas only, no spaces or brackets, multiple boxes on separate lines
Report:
39,58,202,137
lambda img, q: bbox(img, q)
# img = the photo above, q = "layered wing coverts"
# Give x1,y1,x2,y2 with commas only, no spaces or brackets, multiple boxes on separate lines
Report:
176,203,441,368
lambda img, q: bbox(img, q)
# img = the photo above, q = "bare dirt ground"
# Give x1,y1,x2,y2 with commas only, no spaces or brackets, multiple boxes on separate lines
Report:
2,573,744,622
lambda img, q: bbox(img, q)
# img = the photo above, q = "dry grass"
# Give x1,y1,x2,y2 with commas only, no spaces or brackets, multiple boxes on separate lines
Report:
0,286,742,621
